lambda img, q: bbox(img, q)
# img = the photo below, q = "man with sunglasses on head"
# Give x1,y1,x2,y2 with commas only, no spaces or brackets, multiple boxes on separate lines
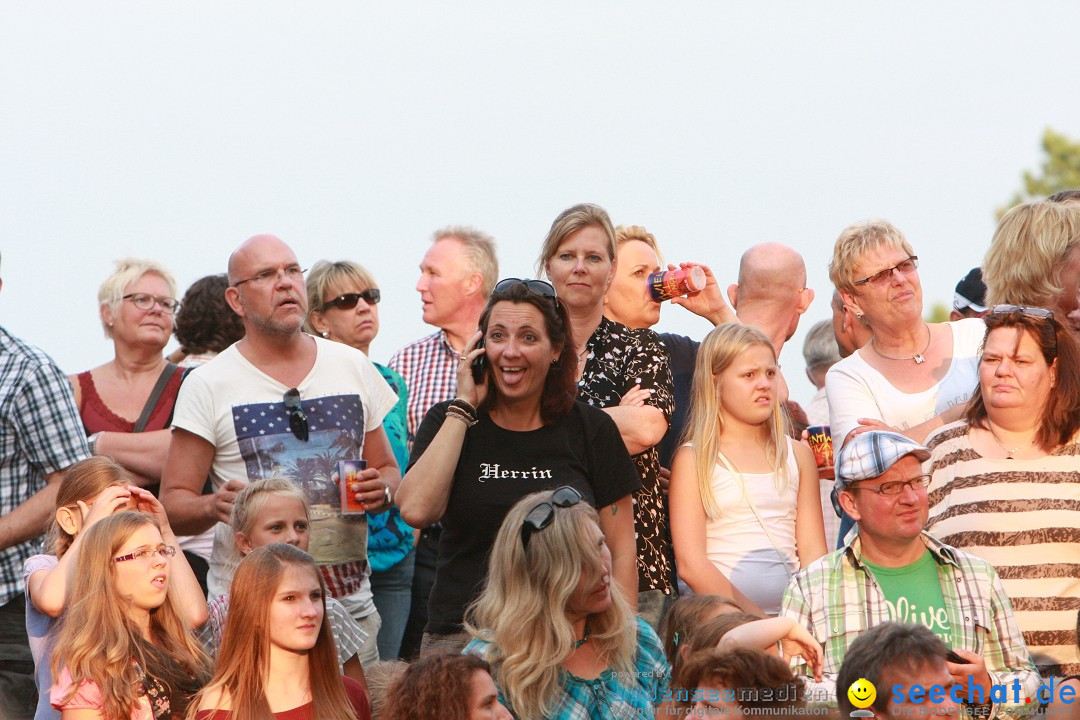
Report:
781,430,1039,718
160,234,400,667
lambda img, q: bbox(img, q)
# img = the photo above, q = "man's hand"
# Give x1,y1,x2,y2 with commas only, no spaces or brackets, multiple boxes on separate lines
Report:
212,480,247,524
946,648,993,699
352,467,392,514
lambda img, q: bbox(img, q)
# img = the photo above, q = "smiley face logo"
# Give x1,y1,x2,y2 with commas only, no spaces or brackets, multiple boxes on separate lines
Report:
847,678,877,709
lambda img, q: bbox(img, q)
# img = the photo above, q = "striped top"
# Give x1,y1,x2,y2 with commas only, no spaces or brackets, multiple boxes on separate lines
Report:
926,420,1080,677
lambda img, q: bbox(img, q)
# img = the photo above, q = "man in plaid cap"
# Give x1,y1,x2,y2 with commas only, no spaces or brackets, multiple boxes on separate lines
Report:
781,430,1039,717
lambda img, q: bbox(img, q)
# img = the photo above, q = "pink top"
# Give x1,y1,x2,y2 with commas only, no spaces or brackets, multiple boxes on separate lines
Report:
192,676,370,720
51,667,153,720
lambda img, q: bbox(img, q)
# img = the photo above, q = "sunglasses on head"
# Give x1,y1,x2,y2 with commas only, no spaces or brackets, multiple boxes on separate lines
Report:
493,278,558,301
283,388,309,442
321,289,381,312
988,304,1054,320
520,486,582,549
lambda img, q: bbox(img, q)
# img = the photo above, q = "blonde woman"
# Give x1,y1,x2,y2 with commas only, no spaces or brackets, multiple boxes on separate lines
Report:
465,488,669,720
49,512,209,719
669,324,825,617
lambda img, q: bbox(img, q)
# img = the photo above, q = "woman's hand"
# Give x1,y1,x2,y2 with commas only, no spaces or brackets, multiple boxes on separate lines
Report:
77,485,134,533
843,418,896,445
619,382,653,407
455,330,489,408
669,262,737,326
127,485,177,539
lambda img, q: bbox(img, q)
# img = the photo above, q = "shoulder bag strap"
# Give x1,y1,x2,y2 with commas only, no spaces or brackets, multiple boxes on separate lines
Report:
133,362,180,433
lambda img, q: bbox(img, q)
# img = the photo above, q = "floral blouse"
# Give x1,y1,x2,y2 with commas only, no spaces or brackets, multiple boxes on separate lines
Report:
578,317,675,594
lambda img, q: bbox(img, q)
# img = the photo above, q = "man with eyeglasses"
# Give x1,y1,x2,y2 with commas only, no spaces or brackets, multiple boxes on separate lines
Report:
160,234,400,667
781,430,1039,717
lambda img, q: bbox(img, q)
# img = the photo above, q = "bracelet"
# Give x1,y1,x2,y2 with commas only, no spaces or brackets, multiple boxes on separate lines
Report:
445,406,478,427
448,398,478,421
87,432,101,455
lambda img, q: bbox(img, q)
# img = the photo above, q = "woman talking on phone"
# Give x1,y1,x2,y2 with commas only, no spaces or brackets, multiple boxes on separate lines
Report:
396,279,641,658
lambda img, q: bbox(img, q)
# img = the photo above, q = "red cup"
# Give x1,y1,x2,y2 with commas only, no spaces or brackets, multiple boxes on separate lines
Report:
806,425,834,480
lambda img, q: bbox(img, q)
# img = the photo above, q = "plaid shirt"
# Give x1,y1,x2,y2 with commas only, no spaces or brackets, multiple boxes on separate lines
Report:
0,327,89,605
466,618,670,720
388,330,459,450
781,531,1040,718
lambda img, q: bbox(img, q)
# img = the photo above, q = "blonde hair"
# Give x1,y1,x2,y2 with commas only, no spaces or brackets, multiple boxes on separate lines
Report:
51,512,208,719
828,220,915,295
684,324,789,519
984,201,1080,307
433,225,499,296
304,259,378,335
230,477,309,539
50,457,132,558
466,491,636,719
97,258,178,338
536,203,617,277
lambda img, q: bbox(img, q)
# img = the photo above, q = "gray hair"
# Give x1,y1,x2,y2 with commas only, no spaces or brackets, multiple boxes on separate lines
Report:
802,319,841,371
432,225,498,297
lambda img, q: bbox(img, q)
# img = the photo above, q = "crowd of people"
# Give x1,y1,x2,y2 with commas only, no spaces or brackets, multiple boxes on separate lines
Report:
0,192,1078,719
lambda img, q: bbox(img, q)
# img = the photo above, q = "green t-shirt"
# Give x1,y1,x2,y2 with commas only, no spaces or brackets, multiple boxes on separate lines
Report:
863,550,954,645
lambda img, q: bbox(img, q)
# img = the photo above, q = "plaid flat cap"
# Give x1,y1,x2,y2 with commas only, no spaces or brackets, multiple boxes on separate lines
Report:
834,430,930,492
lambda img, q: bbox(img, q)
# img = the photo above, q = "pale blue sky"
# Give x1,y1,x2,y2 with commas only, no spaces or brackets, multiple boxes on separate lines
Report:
2,2,1079,405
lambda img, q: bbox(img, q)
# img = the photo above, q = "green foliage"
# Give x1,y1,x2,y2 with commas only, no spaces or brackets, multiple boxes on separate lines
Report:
998,128,1080,218
925,302,949,324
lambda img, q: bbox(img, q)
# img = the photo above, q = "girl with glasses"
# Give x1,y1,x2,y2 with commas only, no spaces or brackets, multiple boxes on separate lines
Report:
192,543,370,720
49,512,209,719
396,279,640,657
464,488,669,720
670,324,825,618
926,306,1080,678
304,260,414,662
26,457,206,720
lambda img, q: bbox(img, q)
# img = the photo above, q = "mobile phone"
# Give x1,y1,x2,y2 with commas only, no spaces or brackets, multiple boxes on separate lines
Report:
471,336,487,385
945,650,966,664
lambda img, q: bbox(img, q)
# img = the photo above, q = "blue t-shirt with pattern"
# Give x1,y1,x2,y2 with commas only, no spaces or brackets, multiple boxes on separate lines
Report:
367,363,414,572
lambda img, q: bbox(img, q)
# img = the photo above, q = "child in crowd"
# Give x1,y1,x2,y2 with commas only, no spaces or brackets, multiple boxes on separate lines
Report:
26,457,206,720
192,543,370,719
199,478,368,686
659,594,742,683
382,653,511,720
50,512,210,718
670,324,826,616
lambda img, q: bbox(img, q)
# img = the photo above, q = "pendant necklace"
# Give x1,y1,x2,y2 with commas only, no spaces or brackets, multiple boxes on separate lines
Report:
986,425,1032,460
871,323,932,364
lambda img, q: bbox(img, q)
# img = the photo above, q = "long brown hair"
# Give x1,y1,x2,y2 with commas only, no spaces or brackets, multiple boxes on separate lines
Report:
193,543,357,720
49,456,132,558
965,307,1080,450
51,512,208,720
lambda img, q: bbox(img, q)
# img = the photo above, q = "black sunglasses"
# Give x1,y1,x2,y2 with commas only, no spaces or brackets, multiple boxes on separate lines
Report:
493,278,558,300
321,289,381,312
520,486,582,549
283,388,309,442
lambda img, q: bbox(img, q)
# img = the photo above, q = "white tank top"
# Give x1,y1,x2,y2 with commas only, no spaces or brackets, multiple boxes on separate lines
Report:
701,438,799,616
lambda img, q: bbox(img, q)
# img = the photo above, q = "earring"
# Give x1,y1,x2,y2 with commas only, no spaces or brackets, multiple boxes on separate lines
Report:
855,311,863,319
321,331,329,338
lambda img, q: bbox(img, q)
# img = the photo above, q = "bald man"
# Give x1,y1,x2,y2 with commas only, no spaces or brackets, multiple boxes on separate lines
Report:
161,234,400,666
726,242,815,356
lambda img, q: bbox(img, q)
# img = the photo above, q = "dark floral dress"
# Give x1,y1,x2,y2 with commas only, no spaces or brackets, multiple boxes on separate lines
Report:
577,317,675,594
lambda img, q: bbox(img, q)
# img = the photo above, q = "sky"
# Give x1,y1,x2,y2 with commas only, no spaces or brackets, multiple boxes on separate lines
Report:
2,2,1079,406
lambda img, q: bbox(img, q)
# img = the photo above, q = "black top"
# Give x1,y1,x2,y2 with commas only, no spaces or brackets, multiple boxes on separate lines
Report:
577,317,675,594
656,332,700,469
411,400,641,634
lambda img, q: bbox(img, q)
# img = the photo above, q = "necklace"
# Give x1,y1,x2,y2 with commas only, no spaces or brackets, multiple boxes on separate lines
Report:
576,345,591,364
986,425,1033,459
870,323,932,364
573,632,590,649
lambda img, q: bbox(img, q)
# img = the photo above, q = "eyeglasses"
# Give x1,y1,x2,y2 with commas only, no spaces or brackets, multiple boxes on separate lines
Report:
520,486,582,549
283,388,310,441
233,265,307,288
847,474,930,496
122,293,181,315
853,256,919,287
114,545,176,563
989,304,1054,320
493,278,558,300
321,289,381,312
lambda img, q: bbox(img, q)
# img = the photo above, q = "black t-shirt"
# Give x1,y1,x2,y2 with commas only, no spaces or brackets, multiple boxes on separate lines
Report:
657,332,700,469
408,400,641,634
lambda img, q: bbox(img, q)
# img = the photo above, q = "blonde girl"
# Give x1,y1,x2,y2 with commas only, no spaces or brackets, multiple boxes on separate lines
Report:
26,457,206,720
669,324,826,616
49,512,209,719
200,478,368,686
